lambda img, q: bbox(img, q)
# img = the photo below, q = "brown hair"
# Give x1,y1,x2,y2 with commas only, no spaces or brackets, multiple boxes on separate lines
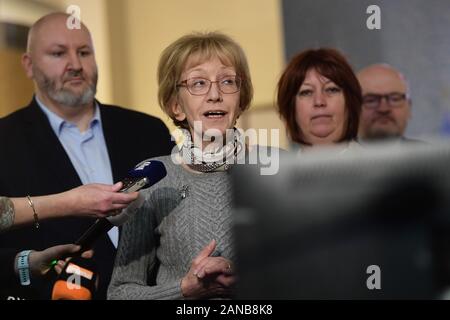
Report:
277,48,362,145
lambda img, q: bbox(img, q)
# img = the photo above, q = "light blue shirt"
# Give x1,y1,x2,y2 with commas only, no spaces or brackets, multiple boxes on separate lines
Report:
36,97,119,248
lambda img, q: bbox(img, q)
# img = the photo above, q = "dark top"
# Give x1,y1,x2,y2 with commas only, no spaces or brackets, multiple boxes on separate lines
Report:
0,248,19,289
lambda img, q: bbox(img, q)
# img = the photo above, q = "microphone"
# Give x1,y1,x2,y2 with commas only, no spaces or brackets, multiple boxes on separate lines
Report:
52,160,166,300
75,160,166,251
51,256,97,300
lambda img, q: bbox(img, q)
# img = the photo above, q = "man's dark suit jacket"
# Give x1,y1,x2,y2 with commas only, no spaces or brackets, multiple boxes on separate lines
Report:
0,98,175,300
0,249,19,289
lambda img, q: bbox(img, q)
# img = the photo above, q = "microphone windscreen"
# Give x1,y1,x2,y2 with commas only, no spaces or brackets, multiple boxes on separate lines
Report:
52,257,97,300
75,160,167,250
129,159,167,184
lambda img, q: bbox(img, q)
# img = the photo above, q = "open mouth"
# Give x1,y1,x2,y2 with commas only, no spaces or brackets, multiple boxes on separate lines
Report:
203,110,228,118
311,115,332,120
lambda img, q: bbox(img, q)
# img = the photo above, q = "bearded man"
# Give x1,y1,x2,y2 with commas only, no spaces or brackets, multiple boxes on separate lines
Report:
0,12,173,300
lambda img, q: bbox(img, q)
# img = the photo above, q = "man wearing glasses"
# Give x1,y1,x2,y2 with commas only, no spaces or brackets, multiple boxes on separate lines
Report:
357,64,419,143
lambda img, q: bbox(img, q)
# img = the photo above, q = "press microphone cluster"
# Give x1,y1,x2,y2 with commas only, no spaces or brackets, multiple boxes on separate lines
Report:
51,160,166,300
75,159,167,251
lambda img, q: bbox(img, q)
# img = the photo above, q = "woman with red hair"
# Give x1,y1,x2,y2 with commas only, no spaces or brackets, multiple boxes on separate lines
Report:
277,48,362,152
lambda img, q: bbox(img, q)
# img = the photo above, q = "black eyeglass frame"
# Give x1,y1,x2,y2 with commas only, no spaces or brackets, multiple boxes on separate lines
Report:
362,92,409,109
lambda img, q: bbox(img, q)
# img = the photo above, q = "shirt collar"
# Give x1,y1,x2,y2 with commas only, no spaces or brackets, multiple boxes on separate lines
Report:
35,96,101,136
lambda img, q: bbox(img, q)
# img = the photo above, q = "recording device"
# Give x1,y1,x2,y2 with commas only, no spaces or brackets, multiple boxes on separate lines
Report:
51,256,97,300
75,159,167,251
52,160,166,300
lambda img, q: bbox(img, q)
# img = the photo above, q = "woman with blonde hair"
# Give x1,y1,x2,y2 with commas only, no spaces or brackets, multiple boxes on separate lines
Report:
108,32,254,300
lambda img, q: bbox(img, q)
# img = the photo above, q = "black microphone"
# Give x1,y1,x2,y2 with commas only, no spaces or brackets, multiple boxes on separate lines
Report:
75,160,166,251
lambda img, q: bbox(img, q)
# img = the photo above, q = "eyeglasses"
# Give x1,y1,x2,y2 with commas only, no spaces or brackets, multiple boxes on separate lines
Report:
362,93,408,109
176,75,242,96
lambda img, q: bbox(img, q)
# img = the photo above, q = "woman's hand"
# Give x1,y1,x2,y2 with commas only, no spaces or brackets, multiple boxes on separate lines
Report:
181,240,236,299
63,182,139,218
24,244,93,277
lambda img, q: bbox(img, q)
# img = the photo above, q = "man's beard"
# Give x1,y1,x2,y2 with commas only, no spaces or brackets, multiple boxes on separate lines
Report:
363,114,402,140
33,67,97,108
366,125,402,140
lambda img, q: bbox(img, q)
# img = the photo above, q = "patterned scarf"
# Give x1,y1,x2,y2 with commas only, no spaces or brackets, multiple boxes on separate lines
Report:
179,128,244,172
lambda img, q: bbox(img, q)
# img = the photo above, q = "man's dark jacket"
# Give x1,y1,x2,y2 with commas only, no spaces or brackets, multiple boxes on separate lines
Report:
0,98,174,299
